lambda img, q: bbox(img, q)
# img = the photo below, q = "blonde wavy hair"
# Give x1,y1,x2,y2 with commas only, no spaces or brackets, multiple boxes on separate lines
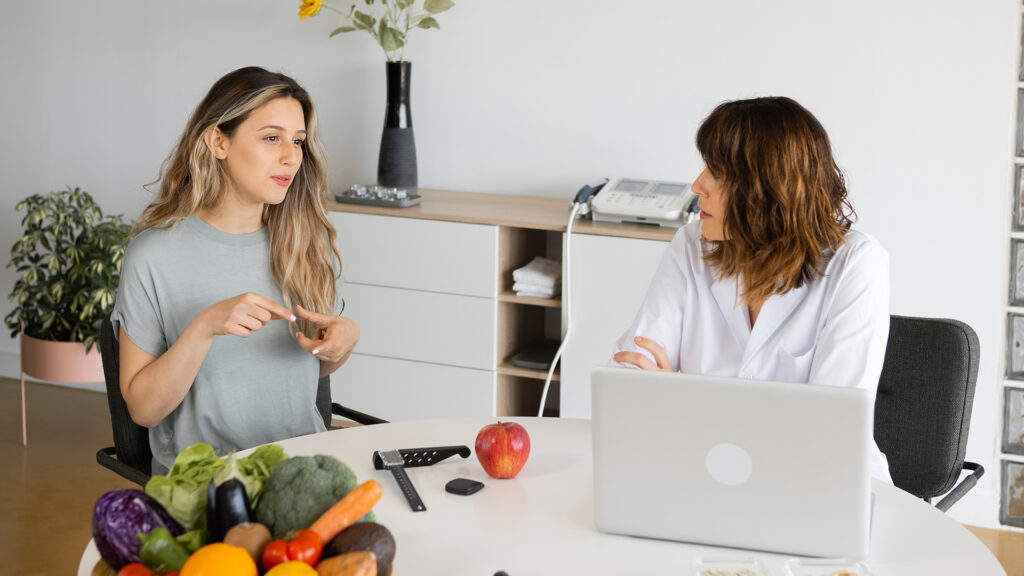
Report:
136,66,340,338
696,96,855,306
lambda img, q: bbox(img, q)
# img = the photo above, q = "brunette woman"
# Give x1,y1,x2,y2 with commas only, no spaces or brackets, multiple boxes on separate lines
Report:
613,97,891,480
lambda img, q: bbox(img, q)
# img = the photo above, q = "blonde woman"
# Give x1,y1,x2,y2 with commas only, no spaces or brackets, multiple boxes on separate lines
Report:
111,67,358,474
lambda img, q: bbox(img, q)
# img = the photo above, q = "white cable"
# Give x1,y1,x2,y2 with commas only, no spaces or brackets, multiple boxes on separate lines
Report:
537,202,582,417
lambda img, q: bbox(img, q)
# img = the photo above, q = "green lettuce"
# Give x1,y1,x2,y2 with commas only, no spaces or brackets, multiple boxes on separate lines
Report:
144,443,287,531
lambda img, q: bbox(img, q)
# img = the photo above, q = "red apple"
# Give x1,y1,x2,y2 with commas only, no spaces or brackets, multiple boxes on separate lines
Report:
475,421,531,478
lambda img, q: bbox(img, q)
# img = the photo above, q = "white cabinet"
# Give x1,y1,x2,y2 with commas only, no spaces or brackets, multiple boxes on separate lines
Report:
560,232,670,418
326,191,673,420
329,212,499,420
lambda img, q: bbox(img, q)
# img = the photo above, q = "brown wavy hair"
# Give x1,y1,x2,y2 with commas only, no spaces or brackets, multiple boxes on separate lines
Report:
136,66,341,338
696,96,855,306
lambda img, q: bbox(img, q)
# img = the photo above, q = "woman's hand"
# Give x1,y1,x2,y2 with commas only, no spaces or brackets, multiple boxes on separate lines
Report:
613,336,674,371
294,304,360,364
199,292,296,338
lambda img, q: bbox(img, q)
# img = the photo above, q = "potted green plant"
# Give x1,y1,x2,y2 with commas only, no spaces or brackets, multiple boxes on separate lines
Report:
5,186,131,444
297,0,456,192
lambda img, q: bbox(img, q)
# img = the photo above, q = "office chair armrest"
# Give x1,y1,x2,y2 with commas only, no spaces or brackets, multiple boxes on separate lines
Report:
331,402,389,426
96,446,152,488
935,461,985,512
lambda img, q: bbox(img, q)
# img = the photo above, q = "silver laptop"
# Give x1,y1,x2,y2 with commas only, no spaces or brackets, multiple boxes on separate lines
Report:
591,366,873,559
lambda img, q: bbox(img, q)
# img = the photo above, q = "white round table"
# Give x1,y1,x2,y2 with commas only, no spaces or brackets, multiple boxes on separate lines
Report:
80,417,1005,576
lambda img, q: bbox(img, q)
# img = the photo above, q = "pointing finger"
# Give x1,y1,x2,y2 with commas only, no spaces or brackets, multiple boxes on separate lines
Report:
295,304,333,325
248,293,296,322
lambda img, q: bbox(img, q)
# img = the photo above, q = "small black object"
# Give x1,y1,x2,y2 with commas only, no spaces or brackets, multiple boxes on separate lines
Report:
445,478,484,496
372,445,471,470
511,340,561,371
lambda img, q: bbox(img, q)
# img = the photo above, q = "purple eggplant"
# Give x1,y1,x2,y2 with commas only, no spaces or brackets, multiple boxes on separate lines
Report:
92,489,185,570
206,477,252,544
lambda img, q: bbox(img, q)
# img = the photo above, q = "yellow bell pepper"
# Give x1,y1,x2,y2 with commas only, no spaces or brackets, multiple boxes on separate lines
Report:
265,560,319,576
179,543,257,576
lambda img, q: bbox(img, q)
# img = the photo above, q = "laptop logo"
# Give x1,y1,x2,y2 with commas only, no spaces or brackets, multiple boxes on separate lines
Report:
706,443,753,486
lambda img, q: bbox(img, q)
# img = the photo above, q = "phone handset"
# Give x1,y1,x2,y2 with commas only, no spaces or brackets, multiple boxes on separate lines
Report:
571,178,609,218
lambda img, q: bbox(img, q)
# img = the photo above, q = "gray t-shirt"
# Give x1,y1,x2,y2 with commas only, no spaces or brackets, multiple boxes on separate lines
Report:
110,215,328,474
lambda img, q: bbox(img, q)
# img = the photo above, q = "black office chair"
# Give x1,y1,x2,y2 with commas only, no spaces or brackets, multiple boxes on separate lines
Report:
874,315,984,512
96,315,387,486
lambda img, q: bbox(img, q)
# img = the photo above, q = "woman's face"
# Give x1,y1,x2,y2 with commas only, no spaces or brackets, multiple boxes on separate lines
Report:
693,168,727,241
217,97,306,207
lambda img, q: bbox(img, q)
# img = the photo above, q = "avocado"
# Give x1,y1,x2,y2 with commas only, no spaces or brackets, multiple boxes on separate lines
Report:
323,522,396,576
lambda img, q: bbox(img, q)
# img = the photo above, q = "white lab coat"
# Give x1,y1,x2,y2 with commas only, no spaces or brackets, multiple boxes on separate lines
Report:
615,222,893,482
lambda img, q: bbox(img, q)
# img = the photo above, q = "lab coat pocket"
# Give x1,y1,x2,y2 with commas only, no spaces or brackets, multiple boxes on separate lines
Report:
775,347,815,382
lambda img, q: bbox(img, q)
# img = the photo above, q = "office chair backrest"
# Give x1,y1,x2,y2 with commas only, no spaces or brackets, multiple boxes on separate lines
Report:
99,315,153,477
874,315,980,502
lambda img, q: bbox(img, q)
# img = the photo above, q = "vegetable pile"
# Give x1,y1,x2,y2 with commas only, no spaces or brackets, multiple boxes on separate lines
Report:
254,455,375,539
91,443,395,576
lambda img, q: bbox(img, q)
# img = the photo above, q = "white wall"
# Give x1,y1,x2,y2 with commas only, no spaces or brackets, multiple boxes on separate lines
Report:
0,1,1018,527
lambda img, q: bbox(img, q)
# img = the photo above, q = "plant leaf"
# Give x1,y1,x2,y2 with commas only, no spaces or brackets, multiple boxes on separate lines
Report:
352,10,374,30
379,20,405,52
329,26,358,37
416,16,440,29
424,0,455,14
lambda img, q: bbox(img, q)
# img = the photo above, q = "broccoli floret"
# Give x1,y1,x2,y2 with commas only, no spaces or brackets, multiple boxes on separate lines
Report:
254,454,375,538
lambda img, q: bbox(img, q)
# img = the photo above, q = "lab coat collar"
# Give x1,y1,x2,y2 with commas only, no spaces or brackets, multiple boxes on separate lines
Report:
709,272,809,364
744,283,809,363
709,274,750,351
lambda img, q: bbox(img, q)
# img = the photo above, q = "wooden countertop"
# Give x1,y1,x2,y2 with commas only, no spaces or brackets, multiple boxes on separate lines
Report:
327,188,678,242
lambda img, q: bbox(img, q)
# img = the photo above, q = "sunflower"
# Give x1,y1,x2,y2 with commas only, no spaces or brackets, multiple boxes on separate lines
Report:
298,0,323,20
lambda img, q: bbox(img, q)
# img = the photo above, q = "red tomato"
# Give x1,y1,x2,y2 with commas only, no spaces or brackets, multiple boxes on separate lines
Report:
261,540,289,571
117,564,155,576
285,530,323,566
262,530,322,570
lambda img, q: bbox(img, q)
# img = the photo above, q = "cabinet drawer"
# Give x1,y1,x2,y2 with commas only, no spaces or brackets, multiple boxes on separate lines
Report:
331,212,498,297
344,283,497,370
331,354,495,421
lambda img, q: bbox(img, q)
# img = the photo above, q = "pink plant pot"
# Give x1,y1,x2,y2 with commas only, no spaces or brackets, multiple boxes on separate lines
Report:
20,332,104,383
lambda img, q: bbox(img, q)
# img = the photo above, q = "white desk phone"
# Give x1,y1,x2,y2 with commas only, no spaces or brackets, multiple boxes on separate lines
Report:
576,177,699,228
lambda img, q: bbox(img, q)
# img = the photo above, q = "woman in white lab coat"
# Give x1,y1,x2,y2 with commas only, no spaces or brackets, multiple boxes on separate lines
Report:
613,96,892,481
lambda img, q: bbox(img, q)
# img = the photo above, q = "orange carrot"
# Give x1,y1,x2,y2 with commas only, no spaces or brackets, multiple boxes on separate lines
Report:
310,479,383,543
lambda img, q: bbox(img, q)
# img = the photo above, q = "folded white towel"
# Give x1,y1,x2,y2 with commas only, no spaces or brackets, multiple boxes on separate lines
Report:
513,281,559,299
516,289,556,299
512,256,561,289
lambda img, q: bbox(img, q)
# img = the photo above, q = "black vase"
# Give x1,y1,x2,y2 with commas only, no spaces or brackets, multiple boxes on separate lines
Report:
377,61,417,191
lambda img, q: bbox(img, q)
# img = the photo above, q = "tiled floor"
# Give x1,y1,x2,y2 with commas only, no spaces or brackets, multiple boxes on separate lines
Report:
2,377,1022,575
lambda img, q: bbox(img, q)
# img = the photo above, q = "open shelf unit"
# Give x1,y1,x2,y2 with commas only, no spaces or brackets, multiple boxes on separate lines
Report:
495,226,563,417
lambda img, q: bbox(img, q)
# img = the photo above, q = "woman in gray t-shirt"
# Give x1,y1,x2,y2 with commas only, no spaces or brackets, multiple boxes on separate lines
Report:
111,67,358,474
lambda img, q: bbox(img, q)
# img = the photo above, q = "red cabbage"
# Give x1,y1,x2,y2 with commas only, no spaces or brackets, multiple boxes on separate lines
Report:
92,489,184,570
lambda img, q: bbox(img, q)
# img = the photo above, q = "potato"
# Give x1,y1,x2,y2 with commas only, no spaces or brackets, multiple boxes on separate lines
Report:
223,521,273,564
316,551,377,576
